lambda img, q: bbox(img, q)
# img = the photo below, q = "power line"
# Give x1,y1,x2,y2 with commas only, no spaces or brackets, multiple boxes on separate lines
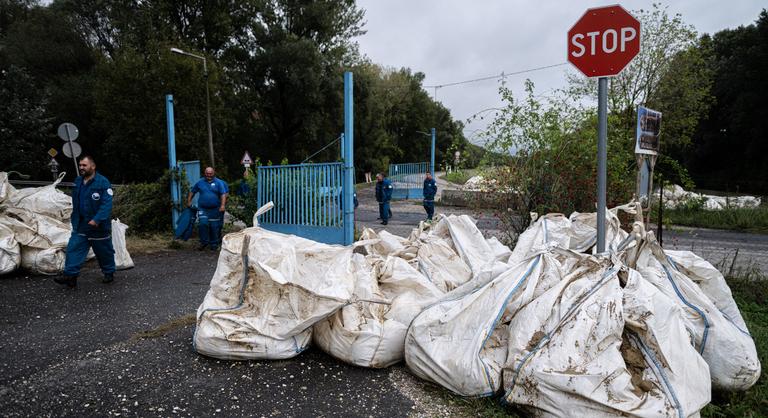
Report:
424,62,568,90
301,135,342,164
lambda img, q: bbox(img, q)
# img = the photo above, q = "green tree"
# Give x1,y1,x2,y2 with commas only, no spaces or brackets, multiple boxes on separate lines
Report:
0,65,53,175
688,10,768,194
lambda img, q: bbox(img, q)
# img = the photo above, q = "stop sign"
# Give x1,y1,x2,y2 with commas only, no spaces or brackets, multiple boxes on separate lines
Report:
568,5,640,78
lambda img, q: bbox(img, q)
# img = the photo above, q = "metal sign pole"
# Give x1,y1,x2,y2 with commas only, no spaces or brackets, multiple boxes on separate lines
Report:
596,77,608,253
342,72,354,245
430,128,436,177
166,94,180,229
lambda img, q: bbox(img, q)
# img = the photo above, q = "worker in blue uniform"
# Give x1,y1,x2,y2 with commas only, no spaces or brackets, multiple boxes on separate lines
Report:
375,172,393,225
187,167,228,251
55,155,116,288
423,172,438,221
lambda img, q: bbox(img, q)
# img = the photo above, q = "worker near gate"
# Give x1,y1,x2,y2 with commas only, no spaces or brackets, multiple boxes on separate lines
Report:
423,172,437,221
375,172,393,225
187,167,228,251
55,155,116,288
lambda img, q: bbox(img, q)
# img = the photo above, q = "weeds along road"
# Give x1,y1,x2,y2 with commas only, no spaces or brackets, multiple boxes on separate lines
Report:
0,249,482,418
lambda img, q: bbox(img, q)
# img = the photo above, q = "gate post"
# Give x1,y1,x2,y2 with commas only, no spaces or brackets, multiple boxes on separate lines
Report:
343,72,354,245
430,127,436,176
166,95,180,229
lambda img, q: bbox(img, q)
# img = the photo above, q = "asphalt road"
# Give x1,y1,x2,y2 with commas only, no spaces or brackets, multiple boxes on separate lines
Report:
0,251,459,418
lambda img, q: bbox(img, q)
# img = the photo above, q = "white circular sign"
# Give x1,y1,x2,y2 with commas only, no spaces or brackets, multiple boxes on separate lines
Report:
62,142,82,158
57,122,79,142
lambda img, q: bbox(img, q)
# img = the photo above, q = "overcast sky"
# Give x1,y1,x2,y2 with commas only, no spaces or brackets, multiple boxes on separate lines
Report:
355,1,766,144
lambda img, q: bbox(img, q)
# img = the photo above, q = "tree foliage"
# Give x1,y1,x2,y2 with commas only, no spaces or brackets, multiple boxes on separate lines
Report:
0,0,470,184
688,10,768,194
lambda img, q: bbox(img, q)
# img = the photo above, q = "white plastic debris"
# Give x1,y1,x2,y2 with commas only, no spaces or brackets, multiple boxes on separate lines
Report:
111,219,134,270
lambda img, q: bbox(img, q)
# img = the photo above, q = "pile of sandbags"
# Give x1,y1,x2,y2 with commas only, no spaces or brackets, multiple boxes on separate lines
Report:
193,202,760,416
660,184,761,210
0,172,133,275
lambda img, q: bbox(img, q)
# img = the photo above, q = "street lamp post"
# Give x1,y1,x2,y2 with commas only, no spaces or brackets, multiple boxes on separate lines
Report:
416,129,436,176
170,47,215,166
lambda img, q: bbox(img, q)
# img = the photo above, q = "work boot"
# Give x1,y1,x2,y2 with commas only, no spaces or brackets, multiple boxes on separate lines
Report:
54,275,77,289
102,273,114,284
196,243,207,251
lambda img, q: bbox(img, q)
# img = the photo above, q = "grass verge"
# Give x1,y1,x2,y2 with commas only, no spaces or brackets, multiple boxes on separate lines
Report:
441,170,474,185
702,273,768,417
651,206,768,234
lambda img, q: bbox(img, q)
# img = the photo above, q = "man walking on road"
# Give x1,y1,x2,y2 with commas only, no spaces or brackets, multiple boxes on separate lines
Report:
375,173,393,225
188,167,228,251
55,156,116,288
423,172,437,221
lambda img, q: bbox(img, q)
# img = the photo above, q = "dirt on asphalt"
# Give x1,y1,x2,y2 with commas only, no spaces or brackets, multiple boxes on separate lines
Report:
0,249,479,418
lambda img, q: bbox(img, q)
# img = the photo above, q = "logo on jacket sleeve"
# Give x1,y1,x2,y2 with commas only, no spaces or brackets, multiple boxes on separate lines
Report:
91,192,101,200
107,188,113,196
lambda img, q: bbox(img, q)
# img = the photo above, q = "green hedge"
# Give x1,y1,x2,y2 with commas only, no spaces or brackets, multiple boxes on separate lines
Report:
112,171,183,234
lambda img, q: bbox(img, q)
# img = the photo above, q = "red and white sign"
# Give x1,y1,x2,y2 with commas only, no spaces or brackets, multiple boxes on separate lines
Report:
240,151,253,167
567,5,640,78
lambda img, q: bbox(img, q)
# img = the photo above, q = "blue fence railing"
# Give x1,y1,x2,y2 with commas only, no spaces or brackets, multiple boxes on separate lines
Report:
388,162,430,200
257,162,345,244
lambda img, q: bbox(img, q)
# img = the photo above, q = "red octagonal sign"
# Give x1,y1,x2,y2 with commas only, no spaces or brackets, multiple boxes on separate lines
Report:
568,5,640,78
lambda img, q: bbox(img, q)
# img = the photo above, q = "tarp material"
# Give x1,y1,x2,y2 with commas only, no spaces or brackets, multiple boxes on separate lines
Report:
174,207,197,241
194,228,357,360
0,172,15,204
7,173,72,222
0,223,20,274
624,232,761,391
313,219,479,368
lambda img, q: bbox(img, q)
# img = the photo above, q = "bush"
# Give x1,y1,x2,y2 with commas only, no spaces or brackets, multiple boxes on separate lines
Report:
443,170,472,185
112,170,183,234
227,172,259,226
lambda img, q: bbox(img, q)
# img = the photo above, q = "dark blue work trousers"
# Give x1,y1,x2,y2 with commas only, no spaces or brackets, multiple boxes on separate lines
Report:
64,226,116,277
198,208,224,249
423,200,435,220
378,202,391,223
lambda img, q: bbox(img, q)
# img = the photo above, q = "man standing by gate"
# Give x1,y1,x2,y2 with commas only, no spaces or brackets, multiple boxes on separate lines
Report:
55,155,116,288
187,167,228,250
375,173,393,225
423,172,437,221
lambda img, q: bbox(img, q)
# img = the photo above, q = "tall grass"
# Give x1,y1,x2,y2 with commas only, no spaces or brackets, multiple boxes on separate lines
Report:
702,272,768,417
653,206,768,233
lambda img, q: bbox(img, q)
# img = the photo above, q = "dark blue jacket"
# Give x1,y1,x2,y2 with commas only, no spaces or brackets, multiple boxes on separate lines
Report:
423,178,437,200
375,178,393,203
72,172,113,232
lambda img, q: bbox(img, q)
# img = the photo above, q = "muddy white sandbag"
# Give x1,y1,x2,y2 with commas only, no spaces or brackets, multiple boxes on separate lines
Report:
313,255,444,368
0,223,21,275
8,173,72,222
628,234,761,391
503,267,710,417
194,227,357,360
21,247,66,275
0,172,16,204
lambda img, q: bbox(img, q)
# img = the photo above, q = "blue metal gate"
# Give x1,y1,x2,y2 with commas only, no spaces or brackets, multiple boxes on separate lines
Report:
257,162,347,244
179,160,201,206
388,162,430,200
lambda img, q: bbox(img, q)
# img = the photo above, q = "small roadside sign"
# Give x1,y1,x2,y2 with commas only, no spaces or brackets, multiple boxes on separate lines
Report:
635,106,662,155
48,148,58,158
241,151,253,167
57,122,79,142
